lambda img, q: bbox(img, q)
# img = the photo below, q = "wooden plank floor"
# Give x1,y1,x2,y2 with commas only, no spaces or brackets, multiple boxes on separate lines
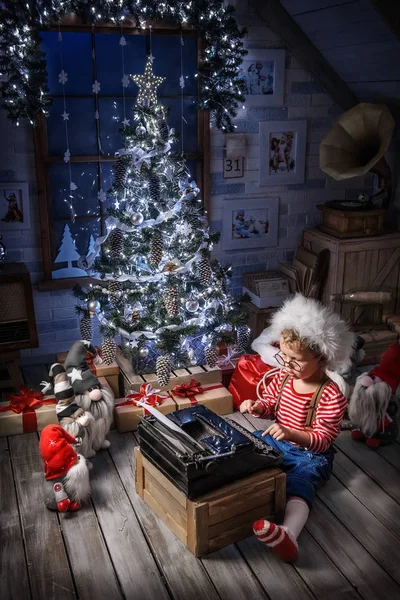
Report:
1,368,400,600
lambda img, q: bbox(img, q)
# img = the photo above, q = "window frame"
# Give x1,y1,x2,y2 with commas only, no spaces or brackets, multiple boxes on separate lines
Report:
34,20,210,291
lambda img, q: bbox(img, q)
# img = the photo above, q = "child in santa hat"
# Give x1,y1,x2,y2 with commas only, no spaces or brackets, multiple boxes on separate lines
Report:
240,294,355,562
39,424,90,512
349,343,400,446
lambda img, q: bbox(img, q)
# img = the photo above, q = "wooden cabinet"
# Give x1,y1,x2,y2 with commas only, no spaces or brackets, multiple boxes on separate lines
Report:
302,229,400,325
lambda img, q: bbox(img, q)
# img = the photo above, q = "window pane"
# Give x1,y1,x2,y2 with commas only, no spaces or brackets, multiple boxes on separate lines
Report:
98,98,125,156
47,98,98,156
151,35,198,96
99,162,117,210
41,31,93,95
49,163,100,219
95,33,146,96
161,97,198,154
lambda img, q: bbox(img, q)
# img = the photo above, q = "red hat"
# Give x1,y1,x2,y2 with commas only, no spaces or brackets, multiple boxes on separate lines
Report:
39,424,78,481
369,344,400,393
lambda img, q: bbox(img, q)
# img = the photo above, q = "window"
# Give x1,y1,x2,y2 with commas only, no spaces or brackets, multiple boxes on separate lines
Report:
34,22,209,290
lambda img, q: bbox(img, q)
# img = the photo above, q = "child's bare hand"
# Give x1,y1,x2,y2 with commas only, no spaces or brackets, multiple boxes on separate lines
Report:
263,422,291,441
239,400,264,415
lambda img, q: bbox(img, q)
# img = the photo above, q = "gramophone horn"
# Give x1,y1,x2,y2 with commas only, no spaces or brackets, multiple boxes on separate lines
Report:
319,103,394,187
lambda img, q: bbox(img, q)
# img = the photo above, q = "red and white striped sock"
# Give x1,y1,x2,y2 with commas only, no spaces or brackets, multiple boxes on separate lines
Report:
253,520,298,562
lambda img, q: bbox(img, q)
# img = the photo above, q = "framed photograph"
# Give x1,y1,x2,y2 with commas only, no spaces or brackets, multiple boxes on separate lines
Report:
222,196,279,250
0,182,30,230
259,120,307,185
238,49,285,107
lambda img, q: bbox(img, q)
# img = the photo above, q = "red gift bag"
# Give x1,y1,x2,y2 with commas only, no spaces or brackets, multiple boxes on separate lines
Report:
228,354,277,409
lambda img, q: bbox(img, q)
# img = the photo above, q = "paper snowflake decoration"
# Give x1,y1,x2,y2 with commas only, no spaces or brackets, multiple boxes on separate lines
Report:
64,149,70,163
61,111,69,121
121,74,130,88
179,75,185,89
58,32,63,42
130,55,165,105
92,80,101,94
58,70,68,85
119,36,127,46
122,118,130,127
70,182,77,191
95,110,100,120
97,189,106,203
176,222,192,236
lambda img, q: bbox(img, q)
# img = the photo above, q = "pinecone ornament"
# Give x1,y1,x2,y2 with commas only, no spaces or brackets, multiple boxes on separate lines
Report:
109,229,124,260
149,175,161,205
156,355,171,387
237,326,251,350
80,311,92,342
199,256,212,285
102,337,116,365
205,346,218,368
157,115,169,142
150,230,163,267
109,280,122,305
114,155,131,192
164,286,179,316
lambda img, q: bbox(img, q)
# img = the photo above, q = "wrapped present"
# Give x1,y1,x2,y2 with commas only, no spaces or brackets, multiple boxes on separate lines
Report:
115,383,176,433
56,348,120,397
170,380,233,415
0,387,57,437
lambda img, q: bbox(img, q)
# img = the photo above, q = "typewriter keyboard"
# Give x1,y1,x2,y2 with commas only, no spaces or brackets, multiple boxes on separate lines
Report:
225,419,275,453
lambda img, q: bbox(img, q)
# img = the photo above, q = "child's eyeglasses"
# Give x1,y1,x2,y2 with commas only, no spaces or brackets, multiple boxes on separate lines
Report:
274,352,303,372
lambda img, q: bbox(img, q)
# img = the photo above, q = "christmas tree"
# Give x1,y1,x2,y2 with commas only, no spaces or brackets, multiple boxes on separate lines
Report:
75,56,248,384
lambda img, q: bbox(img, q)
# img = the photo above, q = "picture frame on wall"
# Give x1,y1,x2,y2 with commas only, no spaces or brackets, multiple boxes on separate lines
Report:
222,195,279,250
238,49,285,107
0,182,30,231
259,120,307,185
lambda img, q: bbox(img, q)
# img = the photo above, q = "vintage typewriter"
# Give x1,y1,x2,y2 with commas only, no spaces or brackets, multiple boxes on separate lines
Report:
138,404,282,499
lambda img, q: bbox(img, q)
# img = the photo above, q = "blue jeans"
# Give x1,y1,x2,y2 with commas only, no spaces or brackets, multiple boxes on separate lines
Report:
254,431,336,509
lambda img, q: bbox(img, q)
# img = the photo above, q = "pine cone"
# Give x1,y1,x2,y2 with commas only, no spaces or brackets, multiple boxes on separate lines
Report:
114,155,131,192
109,229,124,260
80,312,92,342
109,280,122,305
157,115,169,142
156,355,171,387
205,346,218,368
149,175,161,205
164,287,179,316
199,256,212,285
102,337,116,365
150,230,163,267
237,326,250,350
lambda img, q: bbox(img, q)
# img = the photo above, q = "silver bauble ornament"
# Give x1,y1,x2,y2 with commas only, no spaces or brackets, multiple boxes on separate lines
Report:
185,299,199,313
87,299,101,314
136,125,146,136
131,212,144,226
138,346,149,358
0,236,6,264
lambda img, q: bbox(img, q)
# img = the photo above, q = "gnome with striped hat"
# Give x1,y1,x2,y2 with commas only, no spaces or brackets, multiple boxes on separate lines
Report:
50,362,95,459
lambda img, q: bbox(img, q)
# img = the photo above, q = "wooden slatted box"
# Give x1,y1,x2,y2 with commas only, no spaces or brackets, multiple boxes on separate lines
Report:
135,447,286,557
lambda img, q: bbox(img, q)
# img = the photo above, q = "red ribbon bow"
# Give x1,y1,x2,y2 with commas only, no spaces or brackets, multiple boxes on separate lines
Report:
2,386,44,414
123,383,169,409
172,379,204,398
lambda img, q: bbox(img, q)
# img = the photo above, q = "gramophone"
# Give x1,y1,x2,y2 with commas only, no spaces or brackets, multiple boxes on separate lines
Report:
318,103,395,238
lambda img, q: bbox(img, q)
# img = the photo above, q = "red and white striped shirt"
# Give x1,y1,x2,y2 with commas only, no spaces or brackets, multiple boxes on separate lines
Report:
257,370,347,453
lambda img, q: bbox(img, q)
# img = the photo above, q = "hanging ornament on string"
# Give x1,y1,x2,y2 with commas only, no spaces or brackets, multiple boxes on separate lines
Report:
109,280,122,305
156,355,171,387
109,228,124,259
149,174,161,204
80,311,92,342
130,54,165,106
185,299,199,313
164,286,179,316
157,113,169,142
136,124,147,137
237,326,251,350
130,212,144,226
114,153,131,193
150,230,163,267
102,337,116,365
138,346,149,359
205,346,218,368
87,299,101,316
199,254,212,285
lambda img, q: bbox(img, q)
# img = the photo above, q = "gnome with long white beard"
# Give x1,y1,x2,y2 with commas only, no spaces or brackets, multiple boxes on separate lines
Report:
39,424,90,512
64,341,114,452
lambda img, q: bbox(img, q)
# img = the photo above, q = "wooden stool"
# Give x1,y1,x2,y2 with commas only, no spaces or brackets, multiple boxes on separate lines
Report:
135,447,286,557
0,351,24,390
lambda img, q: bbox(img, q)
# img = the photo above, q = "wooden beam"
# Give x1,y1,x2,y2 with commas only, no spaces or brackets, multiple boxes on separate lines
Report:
370,1,400,42
248,0,359,111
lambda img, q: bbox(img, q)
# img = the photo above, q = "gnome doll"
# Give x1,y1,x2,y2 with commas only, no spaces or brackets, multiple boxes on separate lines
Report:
64,341,114,452
39,424,90,512
349,343,400,447
50,363,95,459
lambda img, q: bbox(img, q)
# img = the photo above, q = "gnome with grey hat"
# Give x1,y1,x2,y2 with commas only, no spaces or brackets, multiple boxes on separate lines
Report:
64,341,115,452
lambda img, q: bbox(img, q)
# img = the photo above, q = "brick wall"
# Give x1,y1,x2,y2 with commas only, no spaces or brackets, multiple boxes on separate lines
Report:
1,0,395,363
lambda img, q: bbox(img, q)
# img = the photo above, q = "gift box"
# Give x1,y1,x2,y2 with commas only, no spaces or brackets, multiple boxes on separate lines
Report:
56,349,120,398
114,383,177,433
0,387,57,437
170,380,233,415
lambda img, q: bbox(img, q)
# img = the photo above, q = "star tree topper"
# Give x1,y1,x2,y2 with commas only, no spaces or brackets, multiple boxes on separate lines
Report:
130,55,165,105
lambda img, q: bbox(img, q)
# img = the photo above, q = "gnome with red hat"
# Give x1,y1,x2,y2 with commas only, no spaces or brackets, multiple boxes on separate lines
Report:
349,343,400,447
39,424,91,511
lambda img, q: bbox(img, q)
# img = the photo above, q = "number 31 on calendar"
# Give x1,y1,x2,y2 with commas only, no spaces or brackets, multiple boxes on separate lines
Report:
223,156,244,178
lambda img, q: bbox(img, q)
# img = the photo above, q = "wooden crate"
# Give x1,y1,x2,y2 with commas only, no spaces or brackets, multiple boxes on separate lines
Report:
135,447,286,557
116,347,222,394
303,229,400,325
316,205,387,238
358,329,398,365
56,351,120,399
243,302,277,341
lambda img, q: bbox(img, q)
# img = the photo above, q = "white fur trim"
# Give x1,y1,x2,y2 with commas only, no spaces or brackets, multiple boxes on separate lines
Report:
253,294,355,372
251,335,280,367
64,455,90,502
